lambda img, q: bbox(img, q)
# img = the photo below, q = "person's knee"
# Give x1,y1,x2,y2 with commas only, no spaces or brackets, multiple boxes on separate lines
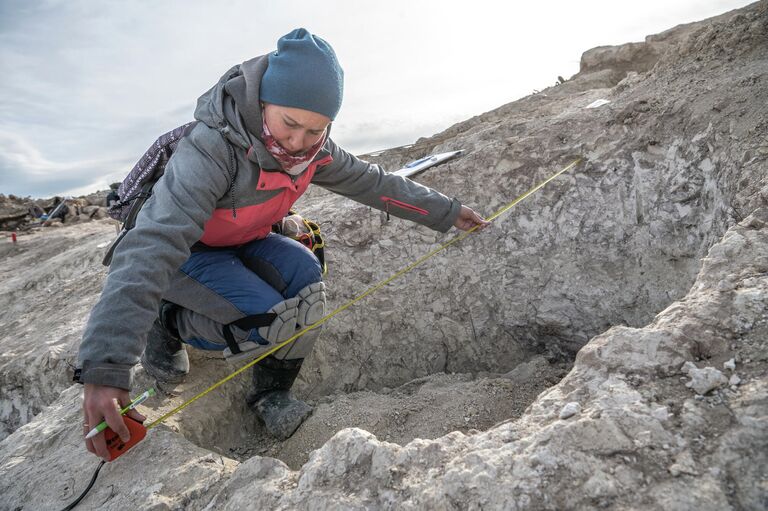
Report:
270,282,326,361
219,280,327,362
235,280,325,344
228,297,300,346
222,296,300,362
296,281,325,327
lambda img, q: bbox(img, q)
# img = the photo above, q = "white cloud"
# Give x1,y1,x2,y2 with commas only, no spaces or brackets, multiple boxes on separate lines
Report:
0,129,131,196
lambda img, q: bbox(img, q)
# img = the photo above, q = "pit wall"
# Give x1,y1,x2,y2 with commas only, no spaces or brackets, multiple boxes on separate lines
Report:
296,10,767,396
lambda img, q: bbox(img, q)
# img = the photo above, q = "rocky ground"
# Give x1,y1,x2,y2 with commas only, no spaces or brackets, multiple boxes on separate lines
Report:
0,2,766,510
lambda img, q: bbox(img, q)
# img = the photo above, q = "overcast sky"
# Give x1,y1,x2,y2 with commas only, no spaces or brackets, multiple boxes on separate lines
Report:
0,0,752,198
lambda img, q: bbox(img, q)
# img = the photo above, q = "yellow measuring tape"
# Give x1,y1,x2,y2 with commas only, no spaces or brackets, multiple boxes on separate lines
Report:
146,157,582,429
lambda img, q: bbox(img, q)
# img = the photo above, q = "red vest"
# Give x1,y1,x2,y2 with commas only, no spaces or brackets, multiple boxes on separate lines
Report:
199,155,333,246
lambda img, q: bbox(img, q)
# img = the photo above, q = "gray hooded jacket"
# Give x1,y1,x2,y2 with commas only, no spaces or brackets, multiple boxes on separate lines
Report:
77,55,461,390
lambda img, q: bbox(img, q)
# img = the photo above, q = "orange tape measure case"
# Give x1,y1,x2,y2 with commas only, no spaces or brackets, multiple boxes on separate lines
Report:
104,416,147,461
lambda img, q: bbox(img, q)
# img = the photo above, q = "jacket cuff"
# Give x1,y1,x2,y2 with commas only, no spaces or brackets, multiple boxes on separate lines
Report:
433,197,462,233
77,360,134,391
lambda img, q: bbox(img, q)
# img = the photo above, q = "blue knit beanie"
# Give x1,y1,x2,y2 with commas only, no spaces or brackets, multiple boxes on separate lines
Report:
260,28,344,120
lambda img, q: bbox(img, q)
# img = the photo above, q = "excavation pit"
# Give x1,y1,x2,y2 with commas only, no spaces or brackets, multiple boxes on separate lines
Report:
159,353,572,469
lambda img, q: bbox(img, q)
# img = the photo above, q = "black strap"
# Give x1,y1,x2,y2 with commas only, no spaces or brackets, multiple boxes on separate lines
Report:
101,180,155,266
101,228,128,266
222,313,277,354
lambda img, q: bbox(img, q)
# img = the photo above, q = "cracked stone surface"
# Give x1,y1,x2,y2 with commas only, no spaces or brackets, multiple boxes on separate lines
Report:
0,2,766,510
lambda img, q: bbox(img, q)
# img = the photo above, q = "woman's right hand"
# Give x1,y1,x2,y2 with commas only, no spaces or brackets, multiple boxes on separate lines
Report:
453,205,491,231
83,383,146,460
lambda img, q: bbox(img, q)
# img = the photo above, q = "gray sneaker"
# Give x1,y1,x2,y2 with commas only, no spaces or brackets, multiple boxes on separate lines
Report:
140,318,189,383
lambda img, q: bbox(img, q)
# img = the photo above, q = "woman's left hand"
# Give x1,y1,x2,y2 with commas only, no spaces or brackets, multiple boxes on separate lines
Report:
454,205,491,231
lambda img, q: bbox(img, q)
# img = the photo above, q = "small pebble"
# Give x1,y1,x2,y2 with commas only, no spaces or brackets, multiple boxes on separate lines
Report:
723,358,736,371
651,406,670,421
559,402,582,420
729,374,741,386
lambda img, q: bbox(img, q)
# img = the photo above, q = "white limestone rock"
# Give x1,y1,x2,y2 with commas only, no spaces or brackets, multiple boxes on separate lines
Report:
684,366,728,395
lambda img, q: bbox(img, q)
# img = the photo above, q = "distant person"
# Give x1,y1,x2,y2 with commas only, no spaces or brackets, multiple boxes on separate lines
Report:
47,196,69,223
76,28,489,460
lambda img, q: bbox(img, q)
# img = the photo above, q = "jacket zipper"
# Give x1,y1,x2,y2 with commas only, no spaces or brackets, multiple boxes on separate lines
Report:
380,196,429,221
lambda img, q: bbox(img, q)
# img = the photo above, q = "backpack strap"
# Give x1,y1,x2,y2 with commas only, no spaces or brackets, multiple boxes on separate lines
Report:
101,179,156,266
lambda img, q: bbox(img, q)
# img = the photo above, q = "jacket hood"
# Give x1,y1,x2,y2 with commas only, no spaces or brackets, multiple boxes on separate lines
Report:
194,54,331,171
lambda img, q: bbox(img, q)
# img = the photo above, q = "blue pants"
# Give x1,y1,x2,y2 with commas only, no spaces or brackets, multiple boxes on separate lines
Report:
170,233,322,351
